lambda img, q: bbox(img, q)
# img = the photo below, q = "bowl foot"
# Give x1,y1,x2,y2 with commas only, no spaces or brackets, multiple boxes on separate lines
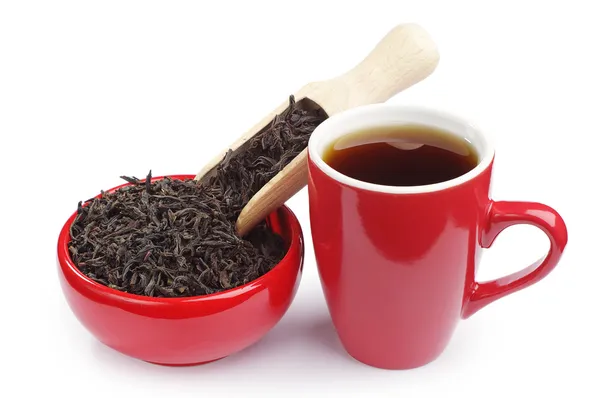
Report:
146,357,225,367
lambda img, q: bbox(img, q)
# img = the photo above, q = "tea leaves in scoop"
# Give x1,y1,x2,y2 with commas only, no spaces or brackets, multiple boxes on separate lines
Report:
68,96,327,297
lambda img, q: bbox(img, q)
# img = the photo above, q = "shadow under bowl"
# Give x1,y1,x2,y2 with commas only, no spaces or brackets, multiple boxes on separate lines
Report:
57,174,304,366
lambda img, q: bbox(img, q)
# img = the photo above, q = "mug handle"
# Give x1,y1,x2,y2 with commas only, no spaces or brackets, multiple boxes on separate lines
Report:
462,200,568,318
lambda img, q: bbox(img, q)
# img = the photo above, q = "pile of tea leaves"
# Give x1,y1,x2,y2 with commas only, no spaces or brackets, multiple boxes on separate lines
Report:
68,96,326,297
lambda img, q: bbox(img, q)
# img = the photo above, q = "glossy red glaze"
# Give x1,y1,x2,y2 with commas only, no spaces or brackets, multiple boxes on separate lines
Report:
307,105,568,370
57,175,304,366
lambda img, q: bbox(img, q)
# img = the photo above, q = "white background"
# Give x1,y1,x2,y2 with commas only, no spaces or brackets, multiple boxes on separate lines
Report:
1,1,598,397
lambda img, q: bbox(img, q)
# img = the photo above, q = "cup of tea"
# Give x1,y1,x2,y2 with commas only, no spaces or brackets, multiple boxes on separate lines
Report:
306,104,568,370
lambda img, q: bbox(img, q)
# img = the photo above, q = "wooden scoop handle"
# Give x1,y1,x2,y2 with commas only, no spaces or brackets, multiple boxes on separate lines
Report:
297,23,440,115
235,23,440,236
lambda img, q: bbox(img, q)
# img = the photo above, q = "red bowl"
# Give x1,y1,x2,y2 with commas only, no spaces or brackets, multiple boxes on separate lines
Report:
57,174,304,366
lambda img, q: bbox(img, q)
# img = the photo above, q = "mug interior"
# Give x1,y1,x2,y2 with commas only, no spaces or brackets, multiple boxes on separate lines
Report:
308,104,495,194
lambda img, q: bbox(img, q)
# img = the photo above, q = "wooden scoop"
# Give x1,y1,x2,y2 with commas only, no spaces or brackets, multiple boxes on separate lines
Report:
194,23,440,236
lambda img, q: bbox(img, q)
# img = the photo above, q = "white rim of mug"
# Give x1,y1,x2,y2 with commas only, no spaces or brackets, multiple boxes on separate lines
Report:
308,103,495,194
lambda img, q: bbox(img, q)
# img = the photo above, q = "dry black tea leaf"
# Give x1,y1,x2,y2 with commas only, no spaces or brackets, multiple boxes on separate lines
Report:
68,96,326,297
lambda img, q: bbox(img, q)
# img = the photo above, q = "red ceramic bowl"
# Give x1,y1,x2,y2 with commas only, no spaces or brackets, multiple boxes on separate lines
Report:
57,174,304,366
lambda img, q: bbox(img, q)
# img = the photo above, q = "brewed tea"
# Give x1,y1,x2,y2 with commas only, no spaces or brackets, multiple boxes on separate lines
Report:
322,124,478,186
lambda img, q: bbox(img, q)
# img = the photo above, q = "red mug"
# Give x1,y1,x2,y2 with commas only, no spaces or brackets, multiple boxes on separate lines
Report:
307,104,568,370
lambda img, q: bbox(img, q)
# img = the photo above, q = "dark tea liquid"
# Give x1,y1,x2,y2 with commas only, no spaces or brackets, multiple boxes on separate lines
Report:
322,124,478,187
